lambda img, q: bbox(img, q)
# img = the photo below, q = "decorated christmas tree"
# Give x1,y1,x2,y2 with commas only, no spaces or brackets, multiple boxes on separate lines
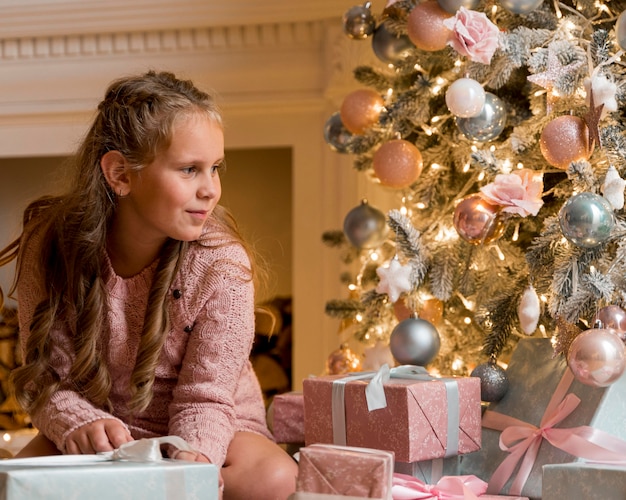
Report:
322,0,626,400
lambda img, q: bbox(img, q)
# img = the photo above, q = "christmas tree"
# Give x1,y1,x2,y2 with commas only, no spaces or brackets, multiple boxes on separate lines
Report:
322,0,626,398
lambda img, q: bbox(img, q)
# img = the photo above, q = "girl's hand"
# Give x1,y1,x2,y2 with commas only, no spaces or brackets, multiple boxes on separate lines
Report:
66,418,133,454
173,450,211,462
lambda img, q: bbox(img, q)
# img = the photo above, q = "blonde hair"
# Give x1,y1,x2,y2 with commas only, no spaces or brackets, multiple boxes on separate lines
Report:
1,71,253,416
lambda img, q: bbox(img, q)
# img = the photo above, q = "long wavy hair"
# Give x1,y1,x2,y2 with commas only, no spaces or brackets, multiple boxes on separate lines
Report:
0,71,252,416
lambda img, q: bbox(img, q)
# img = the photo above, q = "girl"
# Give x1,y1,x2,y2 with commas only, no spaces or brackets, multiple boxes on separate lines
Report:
0,71,298,499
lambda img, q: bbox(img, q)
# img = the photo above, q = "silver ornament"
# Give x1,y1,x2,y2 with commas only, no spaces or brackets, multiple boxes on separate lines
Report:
389,316,441,366
372,21,415,65
617,11,626,51
470,362,509,402
455,93,507,142
500,0,543,14
324,112,355,154
343,199,387,249
559,192,614,248
343,3,376,40
437,0,480,14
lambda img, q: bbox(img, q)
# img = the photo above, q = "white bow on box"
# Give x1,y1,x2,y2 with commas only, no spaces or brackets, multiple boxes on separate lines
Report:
2,436,195,466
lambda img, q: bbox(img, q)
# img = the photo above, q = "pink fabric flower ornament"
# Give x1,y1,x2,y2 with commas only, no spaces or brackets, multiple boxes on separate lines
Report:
479,169,544,217
442,7,500,65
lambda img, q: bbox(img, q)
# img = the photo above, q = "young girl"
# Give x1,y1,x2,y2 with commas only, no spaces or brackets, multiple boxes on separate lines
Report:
0,71,298,499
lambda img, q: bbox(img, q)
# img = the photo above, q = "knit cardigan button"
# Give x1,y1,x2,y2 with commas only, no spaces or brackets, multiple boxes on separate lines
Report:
173,289,182,299
184,325,193,333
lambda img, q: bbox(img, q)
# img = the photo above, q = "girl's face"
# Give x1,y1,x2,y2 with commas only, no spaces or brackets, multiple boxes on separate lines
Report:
123,113,224,246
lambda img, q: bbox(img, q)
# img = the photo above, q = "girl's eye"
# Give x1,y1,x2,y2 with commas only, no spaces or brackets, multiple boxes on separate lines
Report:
211,163,225,175
182,166,197,175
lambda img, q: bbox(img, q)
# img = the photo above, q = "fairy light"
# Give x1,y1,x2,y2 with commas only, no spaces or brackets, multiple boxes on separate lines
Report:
517,162,524,169
370,251,379,261
502,158,512,173
539,324,547,336
400,206,408,215
494,245,505,261
512,223,520,242
489,145,496,152
471,145,478,153
355,313,363,322
451,357,464,371
2,433,10,442
540,294,548,302
348,284,357,291
478,172,485,181
416,202,426,209
414,63,423,72
431,163,442,170
464,317,472,325
386,88,394,99
491,4,497,15
462,163,470,173
454,59,462,68
431,115,442,123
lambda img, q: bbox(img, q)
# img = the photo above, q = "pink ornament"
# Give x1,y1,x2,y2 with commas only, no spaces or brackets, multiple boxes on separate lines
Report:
373,139,423,189
479,169,544,217
442,7,500,65
594,305,626,341
407,1,453,52
453,194,505,245
539,115,592,169
568,328,626,387
340,89,385,135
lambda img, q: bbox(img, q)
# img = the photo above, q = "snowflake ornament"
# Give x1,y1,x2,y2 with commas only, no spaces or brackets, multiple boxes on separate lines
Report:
376,258,413,303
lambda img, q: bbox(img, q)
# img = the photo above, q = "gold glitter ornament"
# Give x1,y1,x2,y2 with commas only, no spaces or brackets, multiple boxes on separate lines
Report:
340,89,385,135
453,194,505,245
326,344,362,375
407,1,453,52
539,115,592,169
373,139,423,189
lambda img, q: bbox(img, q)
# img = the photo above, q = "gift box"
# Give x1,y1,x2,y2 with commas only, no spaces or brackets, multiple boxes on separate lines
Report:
542,462,626,500
394,456,459,484
268,391,305,444
296,443,394,499
0,437,219,500
459,338,626,500
303,366,481,463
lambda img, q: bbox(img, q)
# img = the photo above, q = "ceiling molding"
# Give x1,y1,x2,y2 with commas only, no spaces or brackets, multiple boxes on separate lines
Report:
0,0,362,38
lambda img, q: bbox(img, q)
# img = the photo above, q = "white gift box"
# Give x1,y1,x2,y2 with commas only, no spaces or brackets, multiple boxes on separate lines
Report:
0,436,219,500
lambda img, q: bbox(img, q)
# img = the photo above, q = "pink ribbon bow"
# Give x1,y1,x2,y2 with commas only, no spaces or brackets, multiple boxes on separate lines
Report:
392,473,488,500
483,368,626,496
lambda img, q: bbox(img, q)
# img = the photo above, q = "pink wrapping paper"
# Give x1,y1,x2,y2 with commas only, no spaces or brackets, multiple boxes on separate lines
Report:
303,374,481,463
269,391,305,444
296,444,394,499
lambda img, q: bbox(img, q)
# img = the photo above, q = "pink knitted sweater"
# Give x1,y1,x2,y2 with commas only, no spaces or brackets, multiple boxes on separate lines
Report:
17,218,272,467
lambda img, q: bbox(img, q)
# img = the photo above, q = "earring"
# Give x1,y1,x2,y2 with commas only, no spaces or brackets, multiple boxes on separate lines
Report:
119,189,125,197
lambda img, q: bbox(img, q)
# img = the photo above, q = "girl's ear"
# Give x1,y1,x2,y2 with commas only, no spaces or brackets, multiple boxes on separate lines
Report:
100,151,131,197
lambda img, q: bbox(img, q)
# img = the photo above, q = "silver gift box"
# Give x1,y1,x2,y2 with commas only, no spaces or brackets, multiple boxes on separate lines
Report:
543,462,626,500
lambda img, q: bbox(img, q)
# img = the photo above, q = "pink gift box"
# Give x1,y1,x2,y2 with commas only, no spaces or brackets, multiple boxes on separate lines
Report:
303,371,481,463
296,444,394,499
268,391,305,444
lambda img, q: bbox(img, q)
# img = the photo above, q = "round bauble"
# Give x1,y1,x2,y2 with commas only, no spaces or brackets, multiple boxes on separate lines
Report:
594,305,626,341
340,89,385,135
453,194,505,245
389,316,441,366
500,0,543,14
372,21,415,65
568,328,626,387
558,192,614,248
471,362,509,402
323,112,355,154
539,115,592,170
446,78,486,118
617,11,626,51
393,299,413,322
456,93,507,142
343,199,387,249
326,344,362,375
437,0,480,13
343,3,376,40
407,1,453,52
373,139,423,189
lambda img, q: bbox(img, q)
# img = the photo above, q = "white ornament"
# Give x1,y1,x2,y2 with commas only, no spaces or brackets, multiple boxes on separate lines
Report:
518,285,540,335
584,75,618,119
445,78,486,118
602,165,626,211
362,341,396,371
376,258,413,303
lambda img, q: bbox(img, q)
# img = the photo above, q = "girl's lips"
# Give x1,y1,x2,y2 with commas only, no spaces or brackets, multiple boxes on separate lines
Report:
187,210,208,220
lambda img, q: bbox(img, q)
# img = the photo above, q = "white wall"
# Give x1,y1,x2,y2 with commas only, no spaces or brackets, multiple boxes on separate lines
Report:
0,0,390,387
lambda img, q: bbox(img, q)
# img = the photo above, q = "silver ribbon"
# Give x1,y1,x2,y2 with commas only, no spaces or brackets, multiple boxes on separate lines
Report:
331,364,461,458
